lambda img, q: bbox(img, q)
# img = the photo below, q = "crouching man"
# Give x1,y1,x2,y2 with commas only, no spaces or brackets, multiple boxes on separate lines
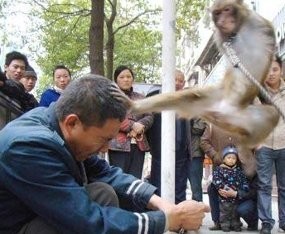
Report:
0,74,209,234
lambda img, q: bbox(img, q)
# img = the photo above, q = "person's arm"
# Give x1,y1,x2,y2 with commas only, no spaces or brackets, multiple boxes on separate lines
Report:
86,156,157,210
86,156,210,232
147,194,210,232
200,124,221,165
131,92,154,135
2,141,167,234
39,90,51,107
212,166,225,190
237,175,257,200
191,118,206,136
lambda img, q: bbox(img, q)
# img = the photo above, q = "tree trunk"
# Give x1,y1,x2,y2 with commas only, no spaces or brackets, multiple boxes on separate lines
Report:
105,0,117,80
89,0,104,75
106,27,114,80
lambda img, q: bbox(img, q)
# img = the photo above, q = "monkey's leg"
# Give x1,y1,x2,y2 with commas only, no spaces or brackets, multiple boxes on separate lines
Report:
205,104,280,147
131,85,223,119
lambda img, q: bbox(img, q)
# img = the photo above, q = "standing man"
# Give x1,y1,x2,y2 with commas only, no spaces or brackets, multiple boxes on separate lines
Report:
0,74,209,234
19,65,39,110
0,51,36,112
257,55,285,234
148,69,189,203
4,51,28,81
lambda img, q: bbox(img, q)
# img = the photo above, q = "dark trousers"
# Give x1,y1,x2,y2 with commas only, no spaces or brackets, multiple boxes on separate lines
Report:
187,157,204,201
150,151,188,204
109,144,145,179
219,202,240,229
18,182,119,234
207,183,258,227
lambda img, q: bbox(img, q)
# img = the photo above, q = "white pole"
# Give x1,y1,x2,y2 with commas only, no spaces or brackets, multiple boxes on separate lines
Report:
161,0,176,205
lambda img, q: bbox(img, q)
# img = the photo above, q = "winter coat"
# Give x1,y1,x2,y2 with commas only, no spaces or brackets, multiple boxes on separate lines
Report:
0,104,165,234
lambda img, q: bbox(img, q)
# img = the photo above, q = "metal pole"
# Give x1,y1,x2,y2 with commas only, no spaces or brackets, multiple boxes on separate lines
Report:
161,0,176,205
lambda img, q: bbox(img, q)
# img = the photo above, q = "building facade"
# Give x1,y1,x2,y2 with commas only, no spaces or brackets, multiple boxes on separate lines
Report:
180,0,285,86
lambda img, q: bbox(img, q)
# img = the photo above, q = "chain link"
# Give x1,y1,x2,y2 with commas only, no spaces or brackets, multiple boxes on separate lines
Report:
222,41,285,120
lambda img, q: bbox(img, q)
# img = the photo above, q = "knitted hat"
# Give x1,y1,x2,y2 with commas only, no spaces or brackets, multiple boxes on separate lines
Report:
222,145,238,159
23,65,37,79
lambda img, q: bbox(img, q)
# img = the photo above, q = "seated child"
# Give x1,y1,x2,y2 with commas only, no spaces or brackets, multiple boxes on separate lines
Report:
212,145,249,232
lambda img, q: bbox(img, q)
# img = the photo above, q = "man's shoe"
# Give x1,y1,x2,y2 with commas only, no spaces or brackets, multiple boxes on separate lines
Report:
260,222,272,234
233,227,242,232
247,222,258,231
247,225,258,231
222,227,231,232
209,222,221,231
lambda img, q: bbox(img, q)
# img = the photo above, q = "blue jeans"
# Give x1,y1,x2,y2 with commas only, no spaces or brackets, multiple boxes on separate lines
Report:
256,147,285,227
187,157,204,201
207,183,258,226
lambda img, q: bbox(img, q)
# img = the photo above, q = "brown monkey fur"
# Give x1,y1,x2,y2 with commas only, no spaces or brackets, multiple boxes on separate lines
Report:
126,0,280,147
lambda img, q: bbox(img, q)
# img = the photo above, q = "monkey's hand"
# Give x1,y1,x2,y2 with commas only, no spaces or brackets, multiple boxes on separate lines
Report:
109,83,133,109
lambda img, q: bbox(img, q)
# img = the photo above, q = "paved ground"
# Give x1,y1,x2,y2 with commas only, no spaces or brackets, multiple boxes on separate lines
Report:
185,194,281,234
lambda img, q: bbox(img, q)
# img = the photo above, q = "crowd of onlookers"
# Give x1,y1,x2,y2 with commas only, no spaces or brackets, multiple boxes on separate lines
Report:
0,50,284,234
0,51,71,113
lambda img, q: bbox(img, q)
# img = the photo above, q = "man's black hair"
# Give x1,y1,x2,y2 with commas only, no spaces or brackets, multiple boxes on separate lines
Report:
53,65,71,78
5,51,28,68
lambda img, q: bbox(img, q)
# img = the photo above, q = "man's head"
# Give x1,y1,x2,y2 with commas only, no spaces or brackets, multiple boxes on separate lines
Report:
53,65,71,90
55,74,128,161
4,51,28,81
265,55,283,89
20,65,37,92
175,69,185,91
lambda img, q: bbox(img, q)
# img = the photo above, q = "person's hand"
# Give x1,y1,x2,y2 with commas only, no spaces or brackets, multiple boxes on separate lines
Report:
218,187,237,198
167,200,210,232
212,153,222,166
146,195,209,232
132,122,145,135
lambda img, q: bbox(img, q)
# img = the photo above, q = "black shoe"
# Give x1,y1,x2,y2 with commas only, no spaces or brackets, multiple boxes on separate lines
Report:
233,227,242,232
209,222,221,231
260,222,272,234
247,221,258,231
247,225,258,231
222,227,231,232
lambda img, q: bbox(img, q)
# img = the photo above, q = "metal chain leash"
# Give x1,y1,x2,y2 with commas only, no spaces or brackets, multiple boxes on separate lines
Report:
222,41,285,120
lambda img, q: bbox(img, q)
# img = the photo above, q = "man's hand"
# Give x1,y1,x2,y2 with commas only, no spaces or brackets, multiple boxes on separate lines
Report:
147,195,210,232
167,200,210,231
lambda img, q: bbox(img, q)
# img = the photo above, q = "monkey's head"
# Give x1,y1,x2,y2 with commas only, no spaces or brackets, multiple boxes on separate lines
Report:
211,0,250,38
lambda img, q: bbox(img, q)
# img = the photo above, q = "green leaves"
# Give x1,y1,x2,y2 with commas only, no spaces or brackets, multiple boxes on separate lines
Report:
0,0,209,94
